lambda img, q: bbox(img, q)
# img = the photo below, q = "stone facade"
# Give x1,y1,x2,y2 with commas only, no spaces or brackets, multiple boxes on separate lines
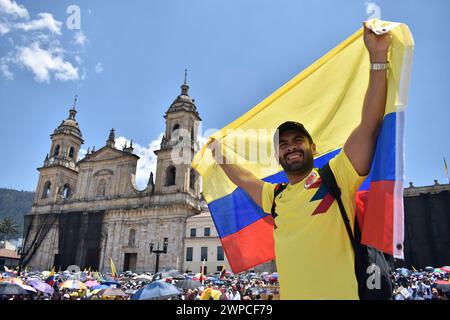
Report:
22,82,204,273
184,210,231,275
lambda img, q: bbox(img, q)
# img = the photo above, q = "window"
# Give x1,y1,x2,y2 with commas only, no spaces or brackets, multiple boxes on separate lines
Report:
128,229,136,247
53,145,60,157
190,169,196,190
172,124,180,132
97,179,106,197
190,228,196,238
204,227,210,237
186,247,193,261
217,246,224,261
165,166,176,186
68,147,75,159
201,247,208,261
42,181,51,199
62,184,71,199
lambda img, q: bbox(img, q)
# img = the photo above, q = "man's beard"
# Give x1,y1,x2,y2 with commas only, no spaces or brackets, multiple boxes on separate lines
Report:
279,149,314,176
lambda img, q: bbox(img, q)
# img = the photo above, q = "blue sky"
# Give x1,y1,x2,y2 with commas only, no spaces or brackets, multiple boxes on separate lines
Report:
0,0,449,191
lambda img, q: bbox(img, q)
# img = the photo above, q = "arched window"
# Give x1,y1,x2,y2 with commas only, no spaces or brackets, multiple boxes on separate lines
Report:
62,184,71,199
172,124,180,132
190,169,196,190
128,229,136,247
191,128,195,143
68,147,75,159
165,166,176,186
42,181,51,199
53,145,60,157
97,179,106,197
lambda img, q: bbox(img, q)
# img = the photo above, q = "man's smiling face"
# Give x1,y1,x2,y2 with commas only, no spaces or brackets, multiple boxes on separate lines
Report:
277,130,316,176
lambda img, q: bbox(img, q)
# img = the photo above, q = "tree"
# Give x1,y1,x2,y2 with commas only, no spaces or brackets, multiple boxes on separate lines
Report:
0,217,20,246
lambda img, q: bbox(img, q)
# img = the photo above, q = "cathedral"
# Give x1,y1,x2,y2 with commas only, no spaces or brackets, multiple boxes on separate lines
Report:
22,79,206,273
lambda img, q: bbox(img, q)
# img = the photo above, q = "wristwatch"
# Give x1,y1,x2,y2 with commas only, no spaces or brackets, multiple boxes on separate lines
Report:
370,62,389,70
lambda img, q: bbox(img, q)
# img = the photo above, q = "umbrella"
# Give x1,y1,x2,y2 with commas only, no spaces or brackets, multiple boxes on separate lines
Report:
92,284,109,290
424,266,435,272
125,289,138,295
435,280,450,291
132,274,153,282
174,279,202,290
131,280,182,300
26,278,44,287
200,288,222,300
84,280,100,288
439,266,450,273
20,284,37,293
59,280,87,290
30,281,54,295
0,282,30,295
1,277,25,285
101,280,121,288
98,287,128,297
153,270,185,281
213,280,225,285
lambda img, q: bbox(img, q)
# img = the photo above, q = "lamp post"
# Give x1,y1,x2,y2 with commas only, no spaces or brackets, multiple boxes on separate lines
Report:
150,238,168,274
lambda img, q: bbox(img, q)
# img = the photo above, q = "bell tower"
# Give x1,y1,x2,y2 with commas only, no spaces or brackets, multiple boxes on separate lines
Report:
34,97,84,205
154,71,201,197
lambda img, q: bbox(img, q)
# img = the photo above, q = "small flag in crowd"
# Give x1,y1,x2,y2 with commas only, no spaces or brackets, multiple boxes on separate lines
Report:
110,257,117,278
219,265,226,279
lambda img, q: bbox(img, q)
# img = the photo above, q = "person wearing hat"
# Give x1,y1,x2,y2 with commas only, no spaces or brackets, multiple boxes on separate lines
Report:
208,23,391,300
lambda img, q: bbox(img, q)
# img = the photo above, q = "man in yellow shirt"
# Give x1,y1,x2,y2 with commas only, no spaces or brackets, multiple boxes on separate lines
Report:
208,23,391,299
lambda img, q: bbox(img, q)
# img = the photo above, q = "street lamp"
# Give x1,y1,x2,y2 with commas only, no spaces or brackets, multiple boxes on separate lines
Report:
150,238,168,274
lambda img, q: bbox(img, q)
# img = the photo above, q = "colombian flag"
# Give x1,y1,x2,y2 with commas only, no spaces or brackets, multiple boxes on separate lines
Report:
46,266,56,286
192,20,414,274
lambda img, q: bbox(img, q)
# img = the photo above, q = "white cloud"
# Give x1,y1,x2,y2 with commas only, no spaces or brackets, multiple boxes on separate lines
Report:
95,62,103,74
0,62,13,79
0,0,29,19
73,30,87,46
0,21,11,35
74,55,83,65
15,12,62,35
78,148,87,161
17,42,79,82
0,2,88,83
115,134,163,190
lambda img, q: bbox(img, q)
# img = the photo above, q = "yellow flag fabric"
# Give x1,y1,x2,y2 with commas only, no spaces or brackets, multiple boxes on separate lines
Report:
110,257,117,278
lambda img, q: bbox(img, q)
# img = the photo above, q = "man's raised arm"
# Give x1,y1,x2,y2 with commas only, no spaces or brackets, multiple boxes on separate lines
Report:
344,22,392,176
208,139,265,207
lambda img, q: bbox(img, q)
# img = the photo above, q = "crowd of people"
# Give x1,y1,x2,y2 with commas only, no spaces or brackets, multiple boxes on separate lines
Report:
0,266,449,300
392,267,450,300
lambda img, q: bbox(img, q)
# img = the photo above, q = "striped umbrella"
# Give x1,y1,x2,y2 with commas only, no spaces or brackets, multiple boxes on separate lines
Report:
84,280,100,288
59,280,87,290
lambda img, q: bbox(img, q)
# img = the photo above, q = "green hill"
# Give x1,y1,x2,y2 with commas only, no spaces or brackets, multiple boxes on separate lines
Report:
0,188,35,238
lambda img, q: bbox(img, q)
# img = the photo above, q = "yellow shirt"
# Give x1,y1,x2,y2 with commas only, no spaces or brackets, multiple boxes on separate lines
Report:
262,150,367,300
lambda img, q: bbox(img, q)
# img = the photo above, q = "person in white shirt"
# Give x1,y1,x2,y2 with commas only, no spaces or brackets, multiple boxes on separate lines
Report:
227,285,241,300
